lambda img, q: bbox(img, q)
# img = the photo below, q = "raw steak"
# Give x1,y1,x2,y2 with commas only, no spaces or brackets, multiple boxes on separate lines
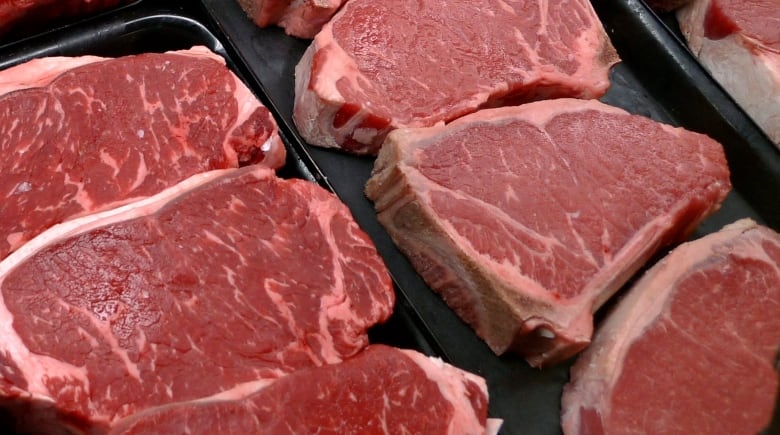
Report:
0,47,285,261
109,345,490,435
294,0,620,154
237,0,346,39
678,0,780,146
0,166,394,432
365,98,731,367
0,0,131,39
561,219,780,434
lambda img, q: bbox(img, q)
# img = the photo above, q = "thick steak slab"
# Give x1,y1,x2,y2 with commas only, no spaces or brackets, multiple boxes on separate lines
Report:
0,166,393,432
0,47,285,261
365,98,731,367
561,219,780,434
237,0,346,39
678,0,780,146
294,0,619,154
110,345,489,435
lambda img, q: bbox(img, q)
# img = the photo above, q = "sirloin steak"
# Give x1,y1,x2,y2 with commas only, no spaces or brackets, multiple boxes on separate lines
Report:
0,47,285,261
109,345,490,435
365,98,731,367
294,0,619,154
0,166,394,433
678,0,780,146
561,219,780,434
237,0,347,39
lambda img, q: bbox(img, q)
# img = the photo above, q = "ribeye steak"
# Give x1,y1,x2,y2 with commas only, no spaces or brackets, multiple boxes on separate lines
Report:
365,98,731,367
678,0,780,146
0,47,285,261
561,219,780,434
109,345,489,435
0,166,394,432
294,0,620,154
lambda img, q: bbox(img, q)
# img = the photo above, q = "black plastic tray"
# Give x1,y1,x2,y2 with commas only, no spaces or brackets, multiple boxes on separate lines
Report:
3,0,779,433
199,0,780,434
0,0,439,420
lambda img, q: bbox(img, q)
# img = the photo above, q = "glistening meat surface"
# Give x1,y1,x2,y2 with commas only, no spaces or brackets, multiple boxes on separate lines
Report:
109,345,489,435
561,219,780,434
294,0,619,154
365,98,731,367
0,47,285,260
0,166,393,432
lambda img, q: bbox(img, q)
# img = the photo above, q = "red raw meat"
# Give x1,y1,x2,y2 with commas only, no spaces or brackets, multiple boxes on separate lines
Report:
0,166,393,432
678,0,780,146
0,47,285,260
365,98,731,367
294,0,619,154
237,0,347,39
562,219,780,434
109,345,489,435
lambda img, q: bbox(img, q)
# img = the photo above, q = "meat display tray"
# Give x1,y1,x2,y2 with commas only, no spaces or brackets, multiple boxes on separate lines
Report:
2,0,778,433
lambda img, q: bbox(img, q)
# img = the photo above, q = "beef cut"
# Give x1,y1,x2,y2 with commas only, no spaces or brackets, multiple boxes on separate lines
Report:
365,98,731,367
561,219,780,434
294,0,619,154
678,0,780,146
0,47,285,261
0,0,131,39
109,345,490,435
236,0,347,39
0,166,394,432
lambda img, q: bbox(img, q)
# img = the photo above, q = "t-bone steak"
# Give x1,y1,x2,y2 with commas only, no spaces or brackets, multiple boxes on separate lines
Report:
678,0,780,146
0,166,394,433
561,219,780,434
109,345,490,435
0,46,285,261
293,0,620,154
236,0,347,39
365,98,731,367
